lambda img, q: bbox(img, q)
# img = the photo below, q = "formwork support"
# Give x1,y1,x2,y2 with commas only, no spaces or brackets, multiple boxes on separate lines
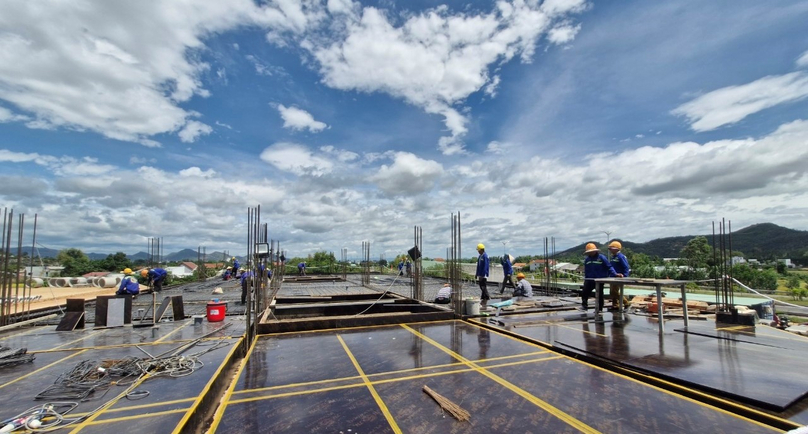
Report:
450,212,462,315
413,226,423,301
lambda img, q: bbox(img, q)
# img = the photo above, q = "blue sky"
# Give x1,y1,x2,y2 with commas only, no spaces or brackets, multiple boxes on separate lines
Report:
1,0,808,259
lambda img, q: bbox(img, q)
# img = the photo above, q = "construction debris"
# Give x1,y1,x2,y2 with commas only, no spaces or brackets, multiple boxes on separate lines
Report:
0,346,34,368
423,385,470,422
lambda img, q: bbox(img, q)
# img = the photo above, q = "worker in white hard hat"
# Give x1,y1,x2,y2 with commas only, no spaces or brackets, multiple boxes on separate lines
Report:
476,243,490,305
608,241,630,309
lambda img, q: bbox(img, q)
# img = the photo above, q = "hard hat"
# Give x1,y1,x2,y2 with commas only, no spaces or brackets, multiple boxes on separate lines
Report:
227,266,232,270
141,269,149,277
122,268,132,275
231,257,236,261
584,243,599,253
477,243,485,250
516,272,525,279
608,241,622,250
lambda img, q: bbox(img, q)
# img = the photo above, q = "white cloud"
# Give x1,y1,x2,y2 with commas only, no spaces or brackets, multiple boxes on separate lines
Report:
320,145,358,162
306,2,587,154
672,72,808,132
371,152,443,197
260,142,334,176
797,49,808,68
0,1,319,146
0,106,28,123
179,167,217,178
547,22,581,44
277,104,328,132
178,121,213,143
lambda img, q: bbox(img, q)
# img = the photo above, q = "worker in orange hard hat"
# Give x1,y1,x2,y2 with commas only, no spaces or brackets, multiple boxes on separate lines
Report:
143,267,168,292
582,243,617,311
513,273,532,297
608,241,630,309
476,243,490,305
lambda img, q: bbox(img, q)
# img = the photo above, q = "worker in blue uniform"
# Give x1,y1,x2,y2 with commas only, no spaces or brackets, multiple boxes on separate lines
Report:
476,243,490,306
116,269,140,295
142,267,168,292
608,241,630,309
500,254,515,294
240,269,253,304
232,257,240,277
582,243,617,310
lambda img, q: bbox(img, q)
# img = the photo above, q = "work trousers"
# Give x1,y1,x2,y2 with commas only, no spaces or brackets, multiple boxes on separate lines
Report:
478,277,490,301
581,279,604,310
500,274,515,292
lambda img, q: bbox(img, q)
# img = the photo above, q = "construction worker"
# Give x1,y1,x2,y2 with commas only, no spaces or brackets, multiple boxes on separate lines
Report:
608,241,630,309
405,260,412,277
142,267,168,292
434,283,451,304
298,262,306,276
582,243,617,311
240,269,253,304
476,243,490,306
398,260,404,276
116,270,140,296
513,273,532,297
232,257,240,277
223,267,232,280
500,254,515,294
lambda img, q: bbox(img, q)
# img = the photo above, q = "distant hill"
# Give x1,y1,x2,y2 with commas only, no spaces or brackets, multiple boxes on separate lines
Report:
556,223,808,260
165,249,201,262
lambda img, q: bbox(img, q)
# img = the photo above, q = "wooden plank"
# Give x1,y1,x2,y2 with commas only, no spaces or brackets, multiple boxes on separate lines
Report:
154,296,172,322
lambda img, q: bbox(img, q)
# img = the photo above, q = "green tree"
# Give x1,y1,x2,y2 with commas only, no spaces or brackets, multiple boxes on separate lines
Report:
680,236,711,279
786,275,802,299
96,252,131,272
57,248,93,276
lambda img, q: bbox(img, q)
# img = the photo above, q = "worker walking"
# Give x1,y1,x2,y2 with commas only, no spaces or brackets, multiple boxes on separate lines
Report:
608,241,630,309
142,267,168,292
116,268,140,296
476,243,491,306
513,273,532,297
582,243,617,311
500,254,515,294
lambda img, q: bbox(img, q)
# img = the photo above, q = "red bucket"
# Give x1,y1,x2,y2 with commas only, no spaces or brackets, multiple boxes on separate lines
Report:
206,301,227,322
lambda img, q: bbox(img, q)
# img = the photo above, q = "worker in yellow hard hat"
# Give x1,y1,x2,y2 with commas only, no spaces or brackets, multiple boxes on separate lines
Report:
608,241,630,310
122,268,132,275
475,243,490,305
117,269,139,296
582,243,617,311
513,272,532,297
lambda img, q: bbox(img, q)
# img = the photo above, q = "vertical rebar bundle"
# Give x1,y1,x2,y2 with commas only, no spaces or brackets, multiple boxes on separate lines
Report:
413,226,423,301
340,248,348,280
0,209,36,326
450,212,462,315
361,241,370,286
712,219,734,313
147,237,163,268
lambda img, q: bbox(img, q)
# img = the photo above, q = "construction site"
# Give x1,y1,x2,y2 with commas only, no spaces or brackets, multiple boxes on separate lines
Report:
0,210,807,433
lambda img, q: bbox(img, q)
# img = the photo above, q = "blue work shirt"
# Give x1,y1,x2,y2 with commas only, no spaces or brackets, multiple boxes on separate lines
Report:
584,253,617,279
149,268,167,281
241,270,253,284
501,256,513,275
118,276,140,295
476,252,489,278
610,252,630,277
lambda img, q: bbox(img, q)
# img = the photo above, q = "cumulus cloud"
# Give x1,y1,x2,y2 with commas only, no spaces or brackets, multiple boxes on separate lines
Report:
277,104,328,132
672,72,808,132
178,121,213,143
260,142,334,176
306,2,587,154
0,1,318,146
0,106,28,123
371,152,443,197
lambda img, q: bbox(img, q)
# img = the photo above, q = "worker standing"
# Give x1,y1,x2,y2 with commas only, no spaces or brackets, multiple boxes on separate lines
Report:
116,269,140,296
476,243,491,306
142,267,168,292
513,272,532,297
232,257,240,277
608,241,630,309
582,243,617,311
398,260,404,276
405,260,412,277
500,254,515,294
240,269,253,305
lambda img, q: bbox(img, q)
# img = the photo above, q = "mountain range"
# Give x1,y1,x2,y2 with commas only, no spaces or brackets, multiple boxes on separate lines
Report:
555,223,808,260
19,222,808,263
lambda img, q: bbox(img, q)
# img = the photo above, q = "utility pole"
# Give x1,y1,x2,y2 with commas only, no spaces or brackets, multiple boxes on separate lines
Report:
603,231,612,244
501,241,508,256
